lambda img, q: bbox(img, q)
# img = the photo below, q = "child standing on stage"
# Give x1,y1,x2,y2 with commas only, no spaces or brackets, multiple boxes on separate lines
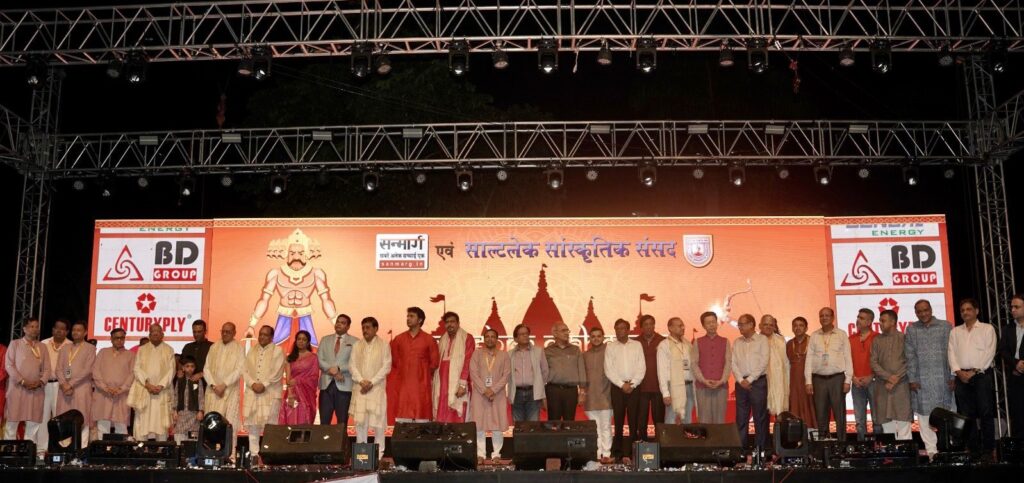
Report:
171,355,205,443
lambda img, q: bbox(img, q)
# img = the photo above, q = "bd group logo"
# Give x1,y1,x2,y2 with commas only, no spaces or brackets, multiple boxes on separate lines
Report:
834,241,943,290
97,237,205,285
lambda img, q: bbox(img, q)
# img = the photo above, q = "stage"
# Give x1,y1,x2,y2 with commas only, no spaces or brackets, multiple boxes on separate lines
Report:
0,464,1020,483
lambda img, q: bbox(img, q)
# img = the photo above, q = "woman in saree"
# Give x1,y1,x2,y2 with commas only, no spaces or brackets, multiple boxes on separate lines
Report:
279,330,320,424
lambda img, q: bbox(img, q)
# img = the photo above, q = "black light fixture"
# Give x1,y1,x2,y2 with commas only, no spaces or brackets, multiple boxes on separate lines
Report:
813,162,831,185
839,45,855,67
496,168,509,182
99,176,113,198
636,37,656,73
857,166,871,179
773,412,809,464
375,51,392,75
597,39,613,66
638,162,657,187
538,38,558,74
871,39,892,74
449,39,469,76
196,412,233,468
237,56,254,77
46,409,84,465
929,407,968,453
72,180,86,191
585,167,599,181
902,161,920,186
729,163,746,187
414,171,428,185
106,58,124,79
25,55,48,87
351,43,373,78
252,46,271,80
270,172,287,195
719,42,735,68
492,41,509,70
545,165,564,190
136,176,149,189
125,51,148,84
776,166,790,180
455,167,473,191
747,38,769,73
363,169,380,192
220,173,234,188
179,173,195,197
692,166,706,179
988,39,1008,73
937,44,954,67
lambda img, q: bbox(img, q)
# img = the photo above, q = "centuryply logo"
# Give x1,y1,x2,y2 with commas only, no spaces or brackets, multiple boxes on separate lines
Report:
135,293,157,314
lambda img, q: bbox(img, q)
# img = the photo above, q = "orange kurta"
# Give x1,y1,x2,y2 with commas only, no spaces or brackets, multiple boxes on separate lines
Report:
389,330,439,420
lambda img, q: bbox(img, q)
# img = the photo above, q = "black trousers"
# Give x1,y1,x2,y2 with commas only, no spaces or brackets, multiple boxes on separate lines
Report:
954,370,996,452
610,384,641,458
1008,373,1024,438
545,384,578,421
735,376,769,449
812,373,847,441
636,391,665,441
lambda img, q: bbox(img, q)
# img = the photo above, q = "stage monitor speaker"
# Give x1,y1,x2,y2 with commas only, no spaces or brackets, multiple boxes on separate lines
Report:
632,441,660,470
391,422,476,471
259,424,348,465
0,440,37,466
512,420,597,470
352,442,379,471
85,440,179,467
654,423,743,467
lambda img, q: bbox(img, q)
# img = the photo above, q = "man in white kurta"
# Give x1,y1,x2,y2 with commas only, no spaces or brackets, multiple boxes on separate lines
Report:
204,322,245,432
128,324,175,441
350,317,392,460
657,317,692,423
244,326,285,457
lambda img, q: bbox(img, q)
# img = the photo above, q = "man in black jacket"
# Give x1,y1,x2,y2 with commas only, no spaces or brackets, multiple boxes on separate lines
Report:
1000,295,1024,437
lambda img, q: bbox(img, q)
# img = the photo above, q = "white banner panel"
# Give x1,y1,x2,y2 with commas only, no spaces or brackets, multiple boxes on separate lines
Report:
834,292,949,334
832,241,945,290
96,237,206,285
830,222,940,240
93,289,203,338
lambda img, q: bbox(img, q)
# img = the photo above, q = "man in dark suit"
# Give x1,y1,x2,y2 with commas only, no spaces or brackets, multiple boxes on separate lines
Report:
1001,295,1024,437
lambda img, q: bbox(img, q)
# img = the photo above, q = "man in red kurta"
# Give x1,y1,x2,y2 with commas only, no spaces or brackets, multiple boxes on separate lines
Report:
433,312,475,422
390,307,440,422
0,342,7,425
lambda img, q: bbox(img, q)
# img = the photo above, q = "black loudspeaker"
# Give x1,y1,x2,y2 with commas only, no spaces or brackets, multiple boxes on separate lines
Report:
654,423,743,467
85,440,179,467
259,424,348,465
390,422,477,470
512,420,597,470
633,441,660,470
0,440,37,466
352,442,379,471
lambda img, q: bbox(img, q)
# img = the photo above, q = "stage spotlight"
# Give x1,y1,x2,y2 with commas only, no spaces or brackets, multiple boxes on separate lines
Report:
100,180,113,199
197,412,233,468
449,40,469,76
929,407,968,452
270,173,287,195
729,164,746,187
375,52,392,75
692,166,705,179
492,46,509,70
857,166,871,179
988,39,1008,73
813,162,831,185
747,38,769,73
125,51,147,84
363,170,380,192
545,166,564,190
871,39,892,74
136,176,149,189
636,37,656,73
586,168,599,181
597,40,613,66
638,163,657,187
903,162,920,186
72,180,85,191
25,55,48,87
179,174,195,197
719,44,735,67
251,47,271,80
944,167,956,179
220,174,233,188
538,38,558,74
351,43,373,78
777,166,790,180
773,412,809,463
414,171,428,185
455,168,473,191
47,409,84,463
839,45,855,67
106,58,123,79
937,45,954,67
496,168,509,182
237,56,254,77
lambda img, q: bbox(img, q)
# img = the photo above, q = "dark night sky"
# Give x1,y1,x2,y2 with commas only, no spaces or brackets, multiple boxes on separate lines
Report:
0,1,1022,341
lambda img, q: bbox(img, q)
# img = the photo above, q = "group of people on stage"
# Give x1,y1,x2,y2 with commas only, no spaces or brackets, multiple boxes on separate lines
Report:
2,295,1023,464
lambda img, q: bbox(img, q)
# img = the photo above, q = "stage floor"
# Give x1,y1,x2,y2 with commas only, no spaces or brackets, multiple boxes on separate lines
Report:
0,464,1020,483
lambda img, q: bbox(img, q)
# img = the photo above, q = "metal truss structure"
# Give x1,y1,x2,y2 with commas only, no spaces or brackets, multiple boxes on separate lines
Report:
1,0,1024,66
49,120,974,176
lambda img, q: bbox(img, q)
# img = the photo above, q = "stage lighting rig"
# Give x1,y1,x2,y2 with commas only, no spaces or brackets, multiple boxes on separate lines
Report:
455,168,473,191
538,39,559,74
414,171,428,185
902,162,920,186
729,163,746,187
776,166,790,180
871,39,892,74
747,38,768,73
252,46,271,80
719,43,735,67
492,42,509,70
638,163,657,187
449,40,469,75
351,43,373,78
375,52,392,75
125,51,148,84
857,166,871,179
220,174,234,188
839,45,855,67
178,173,195,197
545,166,564,190
636,37,656,73
106,58,123,79
937,45,954,67
692,166,706,179
496,168,510,182
597,40,613,66
813,162,831,185
988,39,1008,73
25,55,48,87
363,170,380,192
270,173,287,195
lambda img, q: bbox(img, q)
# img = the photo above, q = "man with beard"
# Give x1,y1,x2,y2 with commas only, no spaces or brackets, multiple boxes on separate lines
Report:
391,307,440,422
658,317,695,424
433,312,475,422
247,229,338,348
180,320,213,388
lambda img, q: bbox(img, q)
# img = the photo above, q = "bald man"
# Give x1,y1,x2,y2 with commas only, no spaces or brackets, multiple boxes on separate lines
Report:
204,322,245,431
544,322,586,420
128,324,175,441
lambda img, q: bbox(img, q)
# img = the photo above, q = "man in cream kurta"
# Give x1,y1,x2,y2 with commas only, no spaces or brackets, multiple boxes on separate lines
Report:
129,324,175,441
657,317,692,424
433,312,474,422
351,317,392,460
204,322,245,432
244,326,285,456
